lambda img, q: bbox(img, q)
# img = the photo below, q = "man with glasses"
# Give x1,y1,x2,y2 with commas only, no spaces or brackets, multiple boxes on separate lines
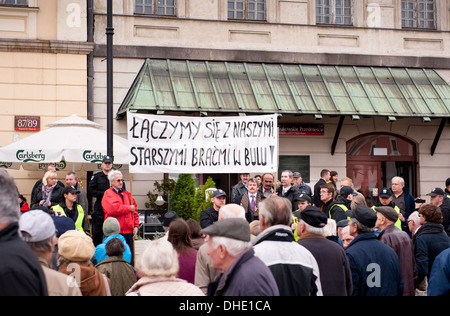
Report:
88,156,114,246
102,170,139,266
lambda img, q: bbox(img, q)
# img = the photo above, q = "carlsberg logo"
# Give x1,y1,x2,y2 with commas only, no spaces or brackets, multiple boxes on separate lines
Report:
83,150,104,163
16,150,46,162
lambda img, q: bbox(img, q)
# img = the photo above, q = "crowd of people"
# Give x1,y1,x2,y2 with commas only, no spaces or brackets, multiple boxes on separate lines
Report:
1,162,450,296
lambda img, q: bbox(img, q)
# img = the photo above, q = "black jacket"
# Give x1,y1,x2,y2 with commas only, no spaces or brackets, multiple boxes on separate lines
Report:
199,206,218,229
276,186,299,212
0,222,48,296
88,171,111,214
30,180,64,209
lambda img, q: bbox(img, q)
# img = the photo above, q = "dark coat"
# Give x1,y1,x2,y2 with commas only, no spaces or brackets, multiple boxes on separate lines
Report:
30,180,64,209
328,196,352,222
345,232,403,296
199,206,218,229
313,178,327,207
208,248,279,296
298,235,353,296
276,186,299,212
428,247,450,296
412,222,450,283
0,222,48,296
378,224,417,296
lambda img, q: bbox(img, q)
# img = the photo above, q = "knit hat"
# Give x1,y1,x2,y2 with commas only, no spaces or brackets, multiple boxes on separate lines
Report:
58,230,95,261
103,217,120,237
53,216,76,237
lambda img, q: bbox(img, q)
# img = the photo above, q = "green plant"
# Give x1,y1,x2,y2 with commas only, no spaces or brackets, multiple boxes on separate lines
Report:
145,178,176,210
170,174,196,219
192,177,216,222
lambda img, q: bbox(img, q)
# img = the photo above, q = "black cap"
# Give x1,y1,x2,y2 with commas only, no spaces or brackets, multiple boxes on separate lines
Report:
340,186,357,198
162,211,178,227
62,186,80,196
295,192,311,203
102,155,113,163
350,205,377,228
446,178,450,187
379,187,393,198
299,206,328,228
212,189,227,198
426,188,445,197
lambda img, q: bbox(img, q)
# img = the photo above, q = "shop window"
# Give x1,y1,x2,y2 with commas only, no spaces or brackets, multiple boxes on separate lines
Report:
278,156,310,183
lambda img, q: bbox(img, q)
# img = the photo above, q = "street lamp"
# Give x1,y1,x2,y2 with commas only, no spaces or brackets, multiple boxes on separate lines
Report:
106,0,114,158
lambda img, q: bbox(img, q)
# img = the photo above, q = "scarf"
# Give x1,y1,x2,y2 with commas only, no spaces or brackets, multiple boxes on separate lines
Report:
42,183,57,205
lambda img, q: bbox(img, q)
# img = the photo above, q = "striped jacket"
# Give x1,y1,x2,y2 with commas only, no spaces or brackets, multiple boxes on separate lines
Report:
253,225,323,296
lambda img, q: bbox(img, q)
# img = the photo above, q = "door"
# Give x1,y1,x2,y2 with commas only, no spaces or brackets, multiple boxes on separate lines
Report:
346,133,417,206
347,161,380,206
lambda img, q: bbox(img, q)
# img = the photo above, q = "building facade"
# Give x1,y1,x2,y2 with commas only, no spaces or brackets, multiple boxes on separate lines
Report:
0,0,92,198
90,0,450,208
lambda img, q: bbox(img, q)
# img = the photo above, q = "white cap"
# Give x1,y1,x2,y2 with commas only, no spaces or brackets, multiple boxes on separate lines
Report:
19,210,56,242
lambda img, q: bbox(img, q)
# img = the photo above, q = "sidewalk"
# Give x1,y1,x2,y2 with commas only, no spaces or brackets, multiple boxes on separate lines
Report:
134,239,151,258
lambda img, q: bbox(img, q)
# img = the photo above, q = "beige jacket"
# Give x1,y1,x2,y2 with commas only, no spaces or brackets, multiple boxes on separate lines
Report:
39,257,82,296
126,275,204,296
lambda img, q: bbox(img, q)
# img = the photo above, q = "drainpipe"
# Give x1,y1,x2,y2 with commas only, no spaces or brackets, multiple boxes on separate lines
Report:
87,0,94,121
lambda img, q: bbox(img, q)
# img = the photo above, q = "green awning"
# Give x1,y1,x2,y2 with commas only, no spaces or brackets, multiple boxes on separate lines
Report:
117,59,450,119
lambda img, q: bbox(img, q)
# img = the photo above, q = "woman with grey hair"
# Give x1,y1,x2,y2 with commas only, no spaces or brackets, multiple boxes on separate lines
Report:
127,239,204,296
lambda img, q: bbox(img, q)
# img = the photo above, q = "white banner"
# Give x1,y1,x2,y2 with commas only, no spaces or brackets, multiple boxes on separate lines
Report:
127,113,278,174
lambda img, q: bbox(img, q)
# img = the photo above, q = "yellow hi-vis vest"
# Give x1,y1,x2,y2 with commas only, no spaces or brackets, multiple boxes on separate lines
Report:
292,215,300,241
328,204,350,220
52,204,84,232
371,205,402,231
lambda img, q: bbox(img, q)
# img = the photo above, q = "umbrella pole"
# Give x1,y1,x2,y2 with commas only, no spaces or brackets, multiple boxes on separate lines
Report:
129,173,136,265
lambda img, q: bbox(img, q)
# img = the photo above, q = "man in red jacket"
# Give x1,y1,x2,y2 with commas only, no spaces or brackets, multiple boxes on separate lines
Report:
102,170,139,266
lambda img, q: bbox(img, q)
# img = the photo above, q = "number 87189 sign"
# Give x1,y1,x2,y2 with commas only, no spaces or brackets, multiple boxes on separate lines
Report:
14,116,40,131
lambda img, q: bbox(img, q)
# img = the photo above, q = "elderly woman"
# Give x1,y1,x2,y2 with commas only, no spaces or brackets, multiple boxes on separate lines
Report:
30,170,64,209
126,239,204,296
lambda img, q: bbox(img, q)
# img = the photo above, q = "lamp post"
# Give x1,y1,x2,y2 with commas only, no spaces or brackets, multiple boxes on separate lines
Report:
106,0,114,158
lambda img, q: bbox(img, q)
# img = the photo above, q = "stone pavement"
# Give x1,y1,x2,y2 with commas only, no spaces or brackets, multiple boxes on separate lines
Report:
134,239,152,258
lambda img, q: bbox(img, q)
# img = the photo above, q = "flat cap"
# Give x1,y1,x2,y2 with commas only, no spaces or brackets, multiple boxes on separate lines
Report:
200,218,250,242
375,206,399,223
350,205,377,228
299,206,327,228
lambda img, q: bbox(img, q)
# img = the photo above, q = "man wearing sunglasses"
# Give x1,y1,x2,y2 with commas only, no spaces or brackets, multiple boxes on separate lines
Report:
102,170,139,266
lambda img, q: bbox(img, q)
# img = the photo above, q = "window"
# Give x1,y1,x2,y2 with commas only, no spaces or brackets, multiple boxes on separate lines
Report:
316,0,352,25
135,0,176,16
0,0,28,5
228,0,266,21
401,0,435,29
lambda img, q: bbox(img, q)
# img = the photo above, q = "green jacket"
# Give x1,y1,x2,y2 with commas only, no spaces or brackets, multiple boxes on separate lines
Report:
95,256,137,296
